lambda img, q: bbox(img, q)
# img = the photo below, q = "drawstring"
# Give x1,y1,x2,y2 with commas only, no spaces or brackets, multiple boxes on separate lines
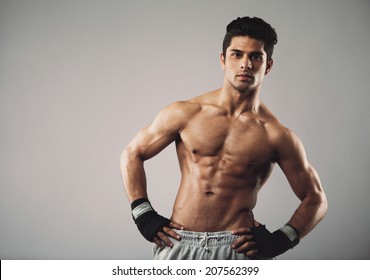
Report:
197,232,219,251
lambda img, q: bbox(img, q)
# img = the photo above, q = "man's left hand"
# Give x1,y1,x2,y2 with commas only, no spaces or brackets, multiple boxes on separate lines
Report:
231,227,258,257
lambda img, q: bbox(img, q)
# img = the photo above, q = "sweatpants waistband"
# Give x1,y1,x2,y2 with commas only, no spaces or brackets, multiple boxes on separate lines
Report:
173,229,238,247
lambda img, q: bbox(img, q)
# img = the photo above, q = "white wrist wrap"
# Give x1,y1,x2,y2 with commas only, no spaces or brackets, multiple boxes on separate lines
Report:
279,224,299,242
132,202,154,219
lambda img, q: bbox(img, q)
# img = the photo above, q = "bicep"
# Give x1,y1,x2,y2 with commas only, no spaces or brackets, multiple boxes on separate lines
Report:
126,102,187,160
128,125,177,160
276,130,323,200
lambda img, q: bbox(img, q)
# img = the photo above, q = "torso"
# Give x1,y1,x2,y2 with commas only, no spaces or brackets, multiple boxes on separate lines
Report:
171,90,282,231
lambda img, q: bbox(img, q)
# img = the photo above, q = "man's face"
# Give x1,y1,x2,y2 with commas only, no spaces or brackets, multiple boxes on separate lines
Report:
220,36,273,95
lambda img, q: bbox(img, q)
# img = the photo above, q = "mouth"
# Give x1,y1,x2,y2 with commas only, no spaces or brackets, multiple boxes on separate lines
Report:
236,73,253,81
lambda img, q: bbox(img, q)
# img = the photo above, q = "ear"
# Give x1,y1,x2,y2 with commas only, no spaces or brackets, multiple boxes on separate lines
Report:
220,52,226,70
265,58,274,75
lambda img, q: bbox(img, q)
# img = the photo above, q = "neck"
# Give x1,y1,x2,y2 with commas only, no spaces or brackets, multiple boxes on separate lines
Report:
219,86,261,116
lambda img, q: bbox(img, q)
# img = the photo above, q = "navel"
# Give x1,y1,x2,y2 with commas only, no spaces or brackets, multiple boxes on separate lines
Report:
248,161,254,168
204,191,215,196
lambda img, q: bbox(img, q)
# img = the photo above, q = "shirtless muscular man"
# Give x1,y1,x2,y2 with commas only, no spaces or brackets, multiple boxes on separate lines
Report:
121,16,327,260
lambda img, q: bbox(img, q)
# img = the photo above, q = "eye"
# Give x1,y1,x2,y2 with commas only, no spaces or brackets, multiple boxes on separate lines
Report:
231,52,242,58
251,54,262,61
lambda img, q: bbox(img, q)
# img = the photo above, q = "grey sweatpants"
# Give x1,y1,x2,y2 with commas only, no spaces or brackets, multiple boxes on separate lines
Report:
153,230,256,260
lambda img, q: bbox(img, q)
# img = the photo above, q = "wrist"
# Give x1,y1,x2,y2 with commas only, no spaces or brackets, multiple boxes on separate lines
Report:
131,197,149,209
278,224,300,248
251,223,300,258
131,197,153,219
130,197,170,242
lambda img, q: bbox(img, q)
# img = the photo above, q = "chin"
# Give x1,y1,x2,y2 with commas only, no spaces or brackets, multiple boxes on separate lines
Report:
236,87,252,95
233,83,252,93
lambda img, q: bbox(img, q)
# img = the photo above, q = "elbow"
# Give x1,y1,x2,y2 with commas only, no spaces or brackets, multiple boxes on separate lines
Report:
120,146,129,167
312,189,328,221
319,190,328,219
304,188,328,222
120,145,140,168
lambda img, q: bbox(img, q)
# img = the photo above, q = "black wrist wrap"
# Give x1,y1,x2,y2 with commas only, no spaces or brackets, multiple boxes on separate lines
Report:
251,224,300,258
131,198,171,242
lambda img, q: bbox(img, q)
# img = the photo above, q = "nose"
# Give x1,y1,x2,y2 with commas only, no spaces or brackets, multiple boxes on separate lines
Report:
241,57,252,70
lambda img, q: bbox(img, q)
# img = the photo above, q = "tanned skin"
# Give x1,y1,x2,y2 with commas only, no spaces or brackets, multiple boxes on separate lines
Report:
121,36,327,257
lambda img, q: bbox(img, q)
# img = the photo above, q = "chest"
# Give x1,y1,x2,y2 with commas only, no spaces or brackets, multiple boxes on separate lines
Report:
180,111,274,162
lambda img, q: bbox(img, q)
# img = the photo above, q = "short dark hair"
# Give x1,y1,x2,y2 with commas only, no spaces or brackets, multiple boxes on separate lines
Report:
222,16,278,62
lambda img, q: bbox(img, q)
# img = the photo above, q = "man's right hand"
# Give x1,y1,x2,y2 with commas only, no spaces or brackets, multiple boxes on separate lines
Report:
131,198,184,248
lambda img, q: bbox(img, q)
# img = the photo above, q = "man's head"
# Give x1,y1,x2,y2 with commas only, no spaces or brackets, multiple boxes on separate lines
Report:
222,17,278,63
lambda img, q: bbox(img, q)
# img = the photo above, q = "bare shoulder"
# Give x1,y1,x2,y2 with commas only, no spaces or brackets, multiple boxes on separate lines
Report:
266,120,299,148
159,99,202,123
166,99,202,115
150,95,206,133
164,90,219,117
260,104,304,157
188,90,219,105
152,90,222,134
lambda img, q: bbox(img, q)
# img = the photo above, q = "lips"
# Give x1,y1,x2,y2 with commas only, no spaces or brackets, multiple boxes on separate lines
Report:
237,73,253,81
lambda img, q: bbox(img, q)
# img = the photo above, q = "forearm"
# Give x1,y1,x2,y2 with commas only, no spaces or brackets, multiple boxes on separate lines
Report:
120,147,148,202
288,191,328,239
121,147,181,246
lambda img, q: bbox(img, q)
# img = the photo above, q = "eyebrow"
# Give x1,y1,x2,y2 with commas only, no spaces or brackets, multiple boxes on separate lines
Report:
229,49,264,56
230,49,243,53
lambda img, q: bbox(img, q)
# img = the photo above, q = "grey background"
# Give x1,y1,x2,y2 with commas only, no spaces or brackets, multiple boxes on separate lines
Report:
1,0,369,260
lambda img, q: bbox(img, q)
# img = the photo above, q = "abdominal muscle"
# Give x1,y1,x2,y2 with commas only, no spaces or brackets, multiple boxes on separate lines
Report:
171,173,259,232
